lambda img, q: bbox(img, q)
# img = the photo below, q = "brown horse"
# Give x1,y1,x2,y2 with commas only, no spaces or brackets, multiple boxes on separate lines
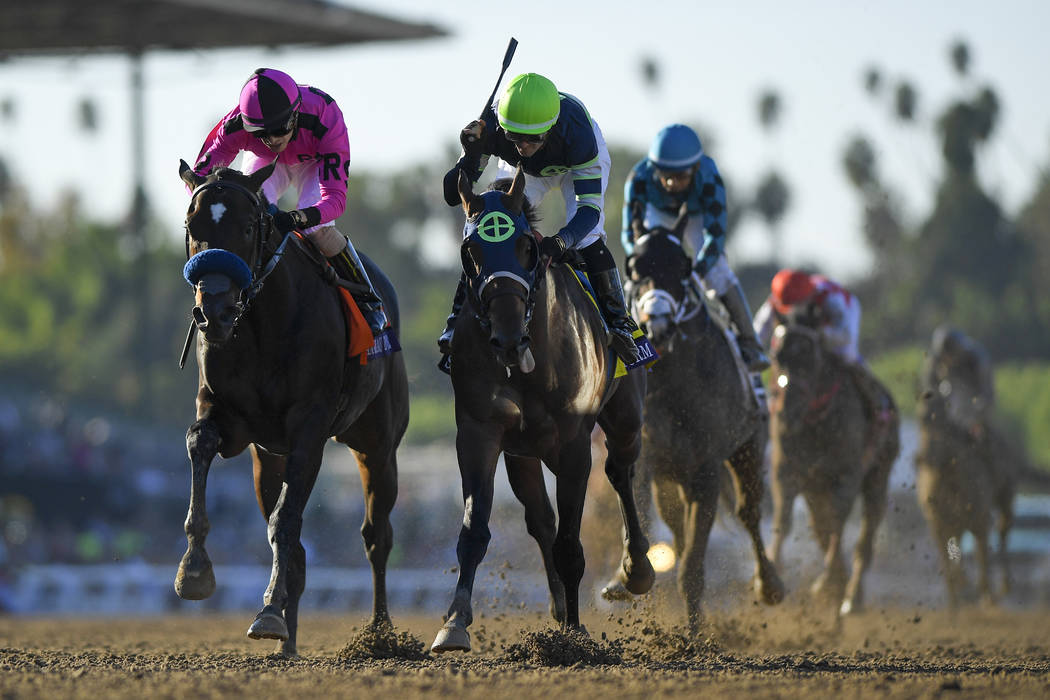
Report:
601,216,784,632
430,167,654,653
767,313,899,616
176,162,409,656
915,328,1023,608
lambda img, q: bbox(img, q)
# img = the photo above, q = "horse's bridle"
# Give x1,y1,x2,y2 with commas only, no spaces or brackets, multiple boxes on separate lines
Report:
184,179,291,320
772,323,841,424
630,230,705,340
459,203,541,336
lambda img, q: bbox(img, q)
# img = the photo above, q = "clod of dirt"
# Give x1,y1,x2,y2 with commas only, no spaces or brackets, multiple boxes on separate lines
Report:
623,622,722,663
501,628,623,666
337,622,426,661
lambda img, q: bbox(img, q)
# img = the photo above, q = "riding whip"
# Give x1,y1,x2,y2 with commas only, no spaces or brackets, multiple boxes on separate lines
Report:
481,37,518,119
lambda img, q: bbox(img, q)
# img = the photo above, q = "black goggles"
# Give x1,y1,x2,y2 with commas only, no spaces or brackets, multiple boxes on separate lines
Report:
504,129,548,144
244,110,298,139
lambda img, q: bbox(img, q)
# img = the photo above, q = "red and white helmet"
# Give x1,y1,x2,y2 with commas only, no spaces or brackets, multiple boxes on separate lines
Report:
770,269,816,314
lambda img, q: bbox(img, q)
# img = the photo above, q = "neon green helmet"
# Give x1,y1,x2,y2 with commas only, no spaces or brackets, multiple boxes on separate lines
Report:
497,73,560,135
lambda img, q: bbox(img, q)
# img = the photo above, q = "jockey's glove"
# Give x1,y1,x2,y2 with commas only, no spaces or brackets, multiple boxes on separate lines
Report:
539,234,568,262
460,119,486,160
271,208,304,235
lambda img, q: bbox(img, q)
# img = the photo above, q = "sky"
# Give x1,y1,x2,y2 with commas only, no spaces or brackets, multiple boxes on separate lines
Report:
2,0,1048,281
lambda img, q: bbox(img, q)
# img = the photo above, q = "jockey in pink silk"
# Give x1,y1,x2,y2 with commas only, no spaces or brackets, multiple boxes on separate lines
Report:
192,67,387,334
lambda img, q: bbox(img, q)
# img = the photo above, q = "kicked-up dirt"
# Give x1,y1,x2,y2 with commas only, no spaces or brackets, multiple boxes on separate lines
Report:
1,601,1048,699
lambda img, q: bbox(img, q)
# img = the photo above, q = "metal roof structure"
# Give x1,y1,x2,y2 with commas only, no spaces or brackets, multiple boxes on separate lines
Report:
0,0,447,417
1,0,446,55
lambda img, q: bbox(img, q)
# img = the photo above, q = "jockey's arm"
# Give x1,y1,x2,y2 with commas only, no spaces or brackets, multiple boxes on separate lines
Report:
693,161,728,277
191,108,245,180
621,168,645,256
753,298,778,350
819,294,852,350
554,128,604,248
302,103,351,227
443,109,498,206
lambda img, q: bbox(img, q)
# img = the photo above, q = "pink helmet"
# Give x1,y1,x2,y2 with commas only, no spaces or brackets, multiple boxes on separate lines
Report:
238,68,301,133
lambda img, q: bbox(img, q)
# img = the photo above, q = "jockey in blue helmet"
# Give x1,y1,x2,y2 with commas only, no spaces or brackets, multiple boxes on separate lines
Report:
622,124,769,371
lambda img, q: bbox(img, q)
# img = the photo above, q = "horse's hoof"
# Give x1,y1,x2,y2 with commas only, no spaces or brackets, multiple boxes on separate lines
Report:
622,559,655,595
755,571,786,606
600,580,632,602
431,623,471,653
247,610,289,641
173,551,215,600
839,598,861,616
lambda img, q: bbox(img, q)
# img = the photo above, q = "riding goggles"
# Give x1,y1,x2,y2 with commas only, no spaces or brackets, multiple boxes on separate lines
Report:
244,110,298,139
504,129,548,144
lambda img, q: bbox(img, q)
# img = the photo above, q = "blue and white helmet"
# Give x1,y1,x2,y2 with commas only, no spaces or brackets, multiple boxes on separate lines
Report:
648,124,704,171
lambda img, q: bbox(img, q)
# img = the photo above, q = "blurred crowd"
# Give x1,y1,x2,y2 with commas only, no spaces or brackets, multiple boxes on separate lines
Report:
0,393,467,600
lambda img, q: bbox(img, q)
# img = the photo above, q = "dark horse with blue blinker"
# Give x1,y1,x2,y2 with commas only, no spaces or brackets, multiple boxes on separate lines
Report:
603,211,784,632
176,161,408,656
430,166,654,653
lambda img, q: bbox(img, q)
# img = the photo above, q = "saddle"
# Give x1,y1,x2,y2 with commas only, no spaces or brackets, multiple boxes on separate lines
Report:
289,232,398,364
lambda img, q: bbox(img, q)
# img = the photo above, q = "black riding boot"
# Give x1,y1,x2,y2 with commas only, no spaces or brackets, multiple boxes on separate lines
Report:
437,274,468,355
590,268,642,365
721,281,770,372
329,237,388,335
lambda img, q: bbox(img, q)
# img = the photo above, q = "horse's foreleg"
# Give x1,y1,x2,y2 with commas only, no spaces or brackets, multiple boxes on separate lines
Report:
597,412,654,599
355,447,398,628
841,460,890,616
726,439,785,606
806,492,849,605
175,419,221,600
678,468,720,635
997,505,1014,597
431,424,500,653
974,527,994,605
248,440,323,656
767,461,797,570
553,433,595,630
505,454,565,623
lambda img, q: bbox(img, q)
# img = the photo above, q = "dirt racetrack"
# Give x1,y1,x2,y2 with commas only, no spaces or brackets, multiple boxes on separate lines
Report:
2,601,1048,699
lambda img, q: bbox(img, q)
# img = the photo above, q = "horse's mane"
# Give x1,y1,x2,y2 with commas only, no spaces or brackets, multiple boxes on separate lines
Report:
487,177,542,233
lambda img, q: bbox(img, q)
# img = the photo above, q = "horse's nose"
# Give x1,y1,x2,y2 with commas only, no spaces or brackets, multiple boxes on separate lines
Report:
195,295,239,341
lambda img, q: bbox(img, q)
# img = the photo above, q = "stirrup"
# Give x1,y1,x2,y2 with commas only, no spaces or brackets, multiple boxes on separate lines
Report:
362,305,388,335
740,341,770,372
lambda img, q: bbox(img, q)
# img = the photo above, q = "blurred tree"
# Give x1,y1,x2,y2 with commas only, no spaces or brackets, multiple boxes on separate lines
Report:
639,56,661,92
847,39,1040,359
863,66,882,96
757,89,781,130
77,98,99,133
950,39,971,78
894,80,917,122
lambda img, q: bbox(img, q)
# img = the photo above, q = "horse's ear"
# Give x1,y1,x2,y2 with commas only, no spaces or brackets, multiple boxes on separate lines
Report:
506,164,526,215
630,200,646,241
248,162,276,192
458,168,482,217
180,159,205,190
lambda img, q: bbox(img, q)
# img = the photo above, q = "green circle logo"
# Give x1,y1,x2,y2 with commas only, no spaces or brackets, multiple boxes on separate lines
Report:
477,211,517,243
540,165,570,176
